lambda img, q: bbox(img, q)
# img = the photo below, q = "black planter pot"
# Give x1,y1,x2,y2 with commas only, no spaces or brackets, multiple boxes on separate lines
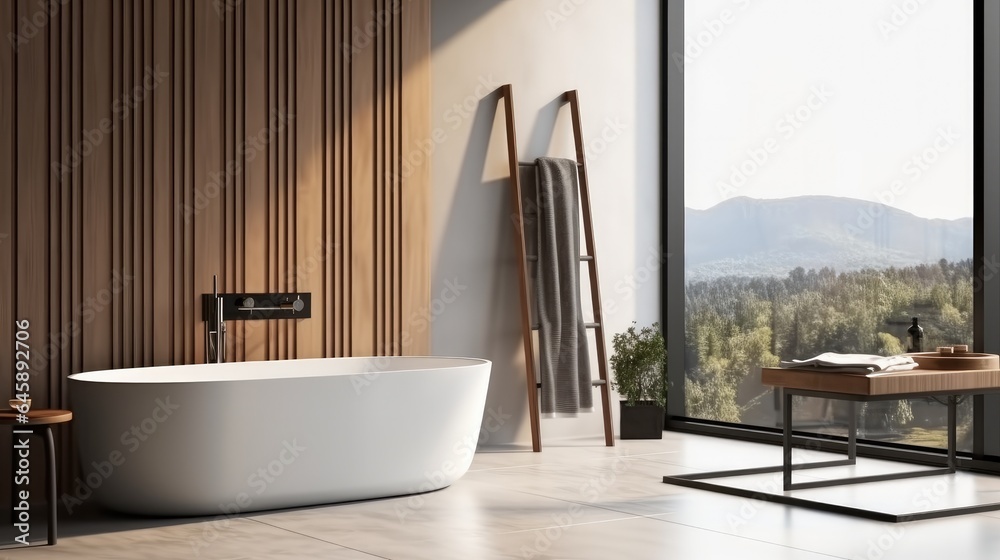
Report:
619,401,665,439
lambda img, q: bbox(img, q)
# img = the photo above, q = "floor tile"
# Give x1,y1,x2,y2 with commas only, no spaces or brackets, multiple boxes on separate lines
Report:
4,432,1000,559
0,517,377,560
250,478,636,545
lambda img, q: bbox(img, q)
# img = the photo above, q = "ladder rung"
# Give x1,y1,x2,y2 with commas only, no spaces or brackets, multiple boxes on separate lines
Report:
525,255,593,262
532,322,599,330
537,379,607,388
518,161,584,167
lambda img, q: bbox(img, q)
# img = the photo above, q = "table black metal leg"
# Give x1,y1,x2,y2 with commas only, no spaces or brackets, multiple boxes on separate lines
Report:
848,401,857,461
948,396,957,472
783,390,793,489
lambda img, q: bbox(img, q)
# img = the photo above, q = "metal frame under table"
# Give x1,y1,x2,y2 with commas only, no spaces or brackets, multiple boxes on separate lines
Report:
662,367,1000,523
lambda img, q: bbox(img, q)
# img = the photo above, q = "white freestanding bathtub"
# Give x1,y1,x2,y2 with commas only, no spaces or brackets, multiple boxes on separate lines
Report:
68,356,491,516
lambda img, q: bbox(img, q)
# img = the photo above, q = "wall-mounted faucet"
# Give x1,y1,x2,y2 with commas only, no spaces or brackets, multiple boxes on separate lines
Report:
202,278,312,363
205,275,226,364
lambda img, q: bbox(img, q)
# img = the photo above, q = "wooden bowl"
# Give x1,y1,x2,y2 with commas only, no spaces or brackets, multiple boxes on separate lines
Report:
906,352,1000,370
8,398,31,411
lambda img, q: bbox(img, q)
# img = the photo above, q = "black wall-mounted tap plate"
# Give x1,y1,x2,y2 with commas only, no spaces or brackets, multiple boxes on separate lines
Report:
202,293,312,321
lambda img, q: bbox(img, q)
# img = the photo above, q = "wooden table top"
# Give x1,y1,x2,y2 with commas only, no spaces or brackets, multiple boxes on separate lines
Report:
761,366,1000,397
0,409,73,426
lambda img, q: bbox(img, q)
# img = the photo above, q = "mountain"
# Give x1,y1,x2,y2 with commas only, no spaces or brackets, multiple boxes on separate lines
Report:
685,196,972,280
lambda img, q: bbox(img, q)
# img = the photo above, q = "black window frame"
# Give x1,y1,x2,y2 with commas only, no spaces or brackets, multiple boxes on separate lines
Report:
662,0,1000,471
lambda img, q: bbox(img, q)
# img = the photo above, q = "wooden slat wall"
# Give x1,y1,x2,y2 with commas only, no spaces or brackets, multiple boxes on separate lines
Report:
0,0,430,503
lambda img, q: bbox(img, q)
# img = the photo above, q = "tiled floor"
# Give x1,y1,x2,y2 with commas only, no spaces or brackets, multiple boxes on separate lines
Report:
5,432,1000,559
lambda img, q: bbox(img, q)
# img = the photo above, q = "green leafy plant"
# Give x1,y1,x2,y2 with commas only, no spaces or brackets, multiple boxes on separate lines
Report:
610,321,667,408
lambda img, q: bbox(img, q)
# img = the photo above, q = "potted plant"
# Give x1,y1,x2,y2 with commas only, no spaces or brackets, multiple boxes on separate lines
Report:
610,321,667,439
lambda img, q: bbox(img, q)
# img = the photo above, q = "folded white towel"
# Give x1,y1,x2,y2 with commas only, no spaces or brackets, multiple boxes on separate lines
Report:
779,352,917,374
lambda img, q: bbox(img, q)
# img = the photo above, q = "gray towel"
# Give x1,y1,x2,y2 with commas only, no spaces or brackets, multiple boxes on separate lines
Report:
528,157,593,416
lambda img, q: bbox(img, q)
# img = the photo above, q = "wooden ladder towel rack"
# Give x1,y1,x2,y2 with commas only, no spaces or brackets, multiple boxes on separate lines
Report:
500,84,615,452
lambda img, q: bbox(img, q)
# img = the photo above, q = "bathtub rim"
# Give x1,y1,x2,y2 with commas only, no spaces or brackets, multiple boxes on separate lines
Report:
68,355,492,384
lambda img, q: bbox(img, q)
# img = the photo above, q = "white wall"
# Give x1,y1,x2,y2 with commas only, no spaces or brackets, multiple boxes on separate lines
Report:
430,0,661,448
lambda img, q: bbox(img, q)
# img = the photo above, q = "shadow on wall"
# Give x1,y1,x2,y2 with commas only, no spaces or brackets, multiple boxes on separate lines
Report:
434,88,526,448
430,1,506,50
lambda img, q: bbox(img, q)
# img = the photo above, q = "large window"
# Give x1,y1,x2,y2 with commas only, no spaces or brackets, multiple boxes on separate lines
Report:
665,1,997,459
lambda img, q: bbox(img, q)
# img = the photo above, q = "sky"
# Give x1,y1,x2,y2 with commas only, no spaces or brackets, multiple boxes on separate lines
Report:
682,0,974,220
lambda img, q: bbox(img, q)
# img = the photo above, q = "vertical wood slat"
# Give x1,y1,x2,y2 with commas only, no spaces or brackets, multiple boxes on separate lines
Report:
46,0,56,406
48,0,61,407
152,0,171,366
287,0,296,358
132,0,142,368
64,2,77,471
224,0,234,361
389,1,403,354
18,0,50,406
333,0,342,357
351,0,375,356
67,0,81,478
381,0,388,355
143,0,153,366
176,0,185,364
400,0,430,354
245,0,268,362
0,0,431,501
130,0,139,369
82,0,112,374
296,0,323,359
268,0,278,361
391,0,401,355
193,0,222,365
110,0,121,370
374,0,384,356
171,0,182,365
121,0,132,370
377,0,386,356
318,2,334,356
234,0,245,363
391,0,400,355
127,0,135,365
275,0,285,360
72,0,83,382
342,0,352,355
135,0,143,366
0,0,16,518
57,0,70,407
184,0,194,365
325,0,344,357
173,0,184,365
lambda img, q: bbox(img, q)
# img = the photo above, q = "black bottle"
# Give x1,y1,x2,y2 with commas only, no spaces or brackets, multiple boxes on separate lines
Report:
907,317,923,353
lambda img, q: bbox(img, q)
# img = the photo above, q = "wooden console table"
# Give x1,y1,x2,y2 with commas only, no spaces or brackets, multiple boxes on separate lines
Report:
663,366,1000,522
1,409,72,548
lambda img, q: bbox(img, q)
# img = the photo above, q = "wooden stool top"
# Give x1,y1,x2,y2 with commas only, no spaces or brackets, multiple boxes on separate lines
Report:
0,409,73,426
